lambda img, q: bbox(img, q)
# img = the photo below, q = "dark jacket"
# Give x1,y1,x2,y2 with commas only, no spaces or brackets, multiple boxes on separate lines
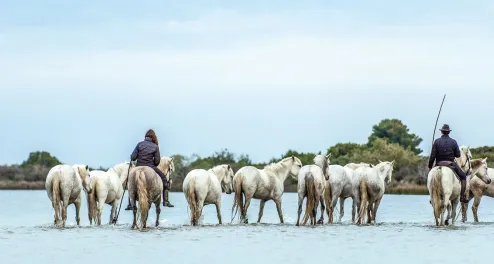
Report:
131,137,161,167
428,134,461,169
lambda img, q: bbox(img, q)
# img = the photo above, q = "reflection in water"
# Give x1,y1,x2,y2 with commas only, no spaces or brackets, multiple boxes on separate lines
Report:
0,191,493,264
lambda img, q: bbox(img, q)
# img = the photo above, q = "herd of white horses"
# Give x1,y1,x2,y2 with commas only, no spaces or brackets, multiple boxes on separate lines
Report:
44,146,494,230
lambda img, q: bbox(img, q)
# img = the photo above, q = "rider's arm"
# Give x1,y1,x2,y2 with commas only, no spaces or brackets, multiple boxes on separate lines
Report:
453,141,461,158
154,146,161,166
130,144,139,161
428,141,437,169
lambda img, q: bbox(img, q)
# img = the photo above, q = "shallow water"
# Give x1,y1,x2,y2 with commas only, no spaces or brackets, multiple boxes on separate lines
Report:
1,191,493,264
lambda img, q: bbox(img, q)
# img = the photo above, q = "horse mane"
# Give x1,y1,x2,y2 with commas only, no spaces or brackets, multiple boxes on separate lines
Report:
460,146,472,158
313,155,329,176
210,164,227,174
264,157,294,173
470,158,484,169
158,156,174,173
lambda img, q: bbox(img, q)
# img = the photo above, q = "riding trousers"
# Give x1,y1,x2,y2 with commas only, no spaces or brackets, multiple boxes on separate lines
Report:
436,161,467,181
150,166,169,190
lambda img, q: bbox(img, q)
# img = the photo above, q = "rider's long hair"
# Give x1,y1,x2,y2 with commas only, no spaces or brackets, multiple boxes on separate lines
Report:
145,129,159,145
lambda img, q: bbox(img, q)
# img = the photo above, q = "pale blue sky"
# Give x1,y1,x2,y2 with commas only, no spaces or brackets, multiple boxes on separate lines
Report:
1,1,493,168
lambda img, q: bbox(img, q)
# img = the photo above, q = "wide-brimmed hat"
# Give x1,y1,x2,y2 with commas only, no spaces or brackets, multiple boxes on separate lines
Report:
439,124,452,132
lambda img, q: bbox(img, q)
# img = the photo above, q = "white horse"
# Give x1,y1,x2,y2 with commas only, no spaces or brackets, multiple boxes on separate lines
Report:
108,161,134,189
324,162,371,224
183,164,235,226
127,156,174,230
353,160,395,225
86,165,127,225
123,157,174,210
463,163,493,222
232,156,303,224
427,146,485,226
295,154,330,226
45,164,92,227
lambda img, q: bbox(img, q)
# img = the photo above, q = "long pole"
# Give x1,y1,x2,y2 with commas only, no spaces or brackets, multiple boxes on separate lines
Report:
113,161,132,225
429,94,446,163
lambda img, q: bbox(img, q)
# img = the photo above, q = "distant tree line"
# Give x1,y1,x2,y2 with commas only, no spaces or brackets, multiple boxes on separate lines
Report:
1,118,492,192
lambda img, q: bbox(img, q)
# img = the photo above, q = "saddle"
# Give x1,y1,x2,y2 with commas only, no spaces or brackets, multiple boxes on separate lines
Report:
434,161,460,181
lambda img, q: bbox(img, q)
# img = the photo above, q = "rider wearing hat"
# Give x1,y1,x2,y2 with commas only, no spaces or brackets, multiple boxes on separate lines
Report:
428,124,469,203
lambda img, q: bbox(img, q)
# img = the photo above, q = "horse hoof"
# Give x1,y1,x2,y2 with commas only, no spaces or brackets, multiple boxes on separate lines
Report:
317,219,324,225
445,219,449,226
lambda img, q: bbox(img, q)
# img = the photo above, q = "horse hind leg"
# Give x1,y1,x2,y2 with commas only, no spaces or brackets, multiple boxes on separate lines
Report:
371,197,382,223
155,199,161,227
110,199,119,225
445,200,452,226
97,197,105,226
339,197,346,222
439,195,449,226
296,193,304,226
317,197,325,224
366,201,373,224
451,198,459,225
74,199,82,226
312,199,318,225
62,195,70,227
242,195,253,224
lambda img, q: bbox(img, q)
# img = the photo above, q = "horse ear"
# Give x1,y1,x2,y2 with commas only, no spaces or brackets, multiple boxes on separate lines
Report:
391,160,395,165
171,156,174,161
227,164,231,170
326,153,332,158
378,159,383,163
85,165,89,171
291,156,295,161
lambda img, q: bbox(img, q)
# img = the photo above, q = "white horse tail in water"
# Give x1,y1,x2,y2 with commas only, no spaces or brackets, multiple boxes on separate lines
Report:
232,172,244,222
357,180,368,225
431,168,443,225
136,169,149,229
187,177,200,226
87,182,98,225
324,178,333,224
52,171,62,226
302,172,317,225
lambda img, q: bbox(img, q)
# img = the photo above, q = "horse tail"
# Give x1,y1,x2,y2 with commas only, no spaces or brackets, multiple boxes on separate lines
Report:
324,175,333,224
88,180,98,225
136,169,149,229
431,168,442,222
187,177,199,226
52,171,62,226
302,172,317,225
357,178,368,225
231,173,244,223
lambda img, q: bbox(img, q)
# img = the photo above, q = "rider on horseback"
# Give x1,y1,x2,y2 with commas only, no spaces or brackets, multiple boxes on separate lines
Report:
428,124,469,203
129,129,174,208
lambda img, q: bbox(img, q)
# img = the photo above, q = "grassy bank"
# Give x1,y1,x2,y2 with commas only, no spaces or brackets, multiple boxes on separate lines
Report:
0,181,45,190
385,183,428,195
